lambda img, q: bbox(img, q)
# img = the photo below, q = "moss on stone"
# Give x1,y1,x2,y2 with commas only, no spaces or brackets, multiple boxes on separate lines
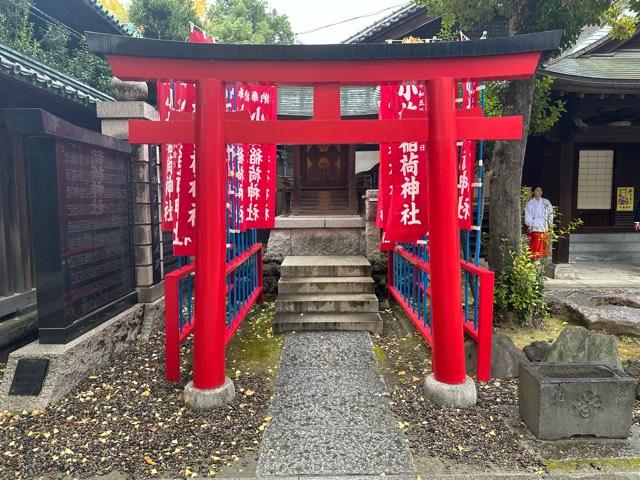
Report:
227,301,283,376
545,457,640,472
373,343,387,362
496,316,640,362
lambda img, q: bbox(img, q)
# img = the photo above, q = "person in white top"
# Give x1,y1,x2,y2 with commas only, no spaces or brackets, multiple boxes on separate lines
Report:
634,201,640,231
524,186,554,259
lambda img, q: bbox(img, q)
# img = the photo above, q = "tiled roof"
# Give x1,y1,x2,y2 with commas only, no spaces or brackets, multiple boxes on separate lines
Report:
545,57,640,81
560,25,611,59
342,3,424,44
543,14,640,86
0,43,114,107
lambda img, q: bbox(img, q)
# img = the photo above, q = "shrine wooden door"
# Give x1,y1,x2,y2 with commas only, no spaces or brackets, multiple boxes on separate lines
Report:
292,144,355,215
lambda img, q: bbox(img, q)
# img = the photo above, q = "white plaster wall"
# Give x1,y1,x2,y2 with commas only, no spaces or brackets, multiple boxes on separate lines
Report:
356,150,379,174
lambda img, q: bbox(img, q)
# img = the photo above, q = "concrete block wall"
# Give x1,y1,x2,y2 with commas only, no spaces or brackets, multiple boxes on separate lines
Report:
569,233,640,263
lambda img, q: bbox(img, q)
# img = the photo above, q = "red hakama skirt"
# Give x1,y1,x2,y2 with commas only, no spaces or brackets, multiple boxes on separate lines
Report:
527,232,549,260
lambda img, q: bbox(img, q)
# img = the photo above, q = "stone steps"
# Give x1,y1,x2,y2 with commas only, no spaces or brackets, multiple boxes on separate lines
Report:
277,276,374,294
274,256,382,334
280,255,371,277
273,312,383,334
276,293,379,313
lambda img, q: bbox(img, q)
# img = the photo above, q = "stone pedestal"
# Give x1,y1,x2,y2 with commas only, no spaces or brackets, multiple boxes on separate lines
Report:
364,190,388,299
519,363,636,439
97,94,163,303
364,189,383,262
547,262,577,280
183,377,235,410
424,373,477,408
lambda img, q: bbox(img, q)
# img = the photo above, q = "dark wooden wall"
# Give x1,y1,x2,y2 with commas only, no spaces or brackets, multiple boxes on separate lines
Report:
612,143,640,227
524,138,640,226
522,137,562,207
0,132,34,301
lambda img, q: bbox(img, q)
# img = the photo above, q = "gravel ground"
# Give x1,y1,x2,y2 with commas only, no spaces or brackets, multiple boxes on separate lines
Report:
375,305,545,475
0,302,280,479
375,305,640,475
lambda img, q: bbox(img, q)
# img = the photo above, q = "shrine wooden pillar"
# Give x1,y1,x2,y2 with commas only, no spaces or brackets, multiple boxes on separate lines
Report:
193,79,227,390
426,77,467,385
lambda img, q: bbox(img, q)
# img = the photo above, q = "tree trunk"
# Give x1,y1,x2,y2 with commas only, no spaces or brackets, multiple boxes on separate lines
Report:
487,75,536,272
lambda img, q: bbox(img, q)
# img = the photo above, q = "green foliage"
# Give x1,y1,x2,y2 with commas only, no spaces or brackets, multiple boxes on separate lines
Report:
98,0,129,23
129,0,198,40
67,38,114,93
494,239,548,328
0,0,40,57
414,0,636,139
205,0,295,44
0,0,112,93
520,185,533,222
530,76,567,134
481,76,566,136
547,207,584,246
413,0,631,48
603,2,639,39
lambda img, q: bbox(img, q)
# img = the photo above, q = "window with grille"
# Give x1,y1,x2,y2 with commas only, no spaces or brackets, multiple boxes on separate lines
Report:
577,149,613,210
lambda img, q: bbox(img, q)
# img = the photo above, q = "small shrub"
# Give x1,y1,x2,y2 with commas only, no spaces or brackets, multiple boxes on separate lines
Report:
494,238,547,328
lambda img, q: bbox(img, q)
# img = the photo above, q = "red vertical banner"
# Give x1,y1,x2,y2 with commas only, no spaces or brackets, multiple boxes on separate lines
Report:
385,140,428,242
171,82,196,255
189,27,214,43
377,84,400,230
457,140,475,230
166,27,214,254
158,81,175,231
236,84,277,229
379,83,428,245
457,80,478,230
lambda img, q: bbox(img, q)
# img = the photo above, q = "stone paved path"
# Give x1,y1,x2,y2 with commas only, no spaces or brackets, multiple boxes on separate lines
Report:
546,289,640,337
256,331,416,477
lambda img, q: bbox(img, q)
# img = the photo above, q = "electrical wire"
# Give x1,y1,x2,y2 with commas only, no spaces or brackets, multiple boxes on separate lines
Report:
5,0,86,41
295,2,407,36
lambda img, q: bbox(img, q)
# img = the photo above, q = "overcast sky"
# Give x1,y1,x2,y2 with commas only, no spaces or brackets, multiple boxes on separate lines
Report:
120,0,410,44
266,0,409,44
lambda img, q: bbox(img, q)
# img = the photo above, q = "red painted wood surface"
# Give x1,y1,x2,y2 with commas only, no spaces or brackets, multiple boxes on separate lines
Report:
129,116,523,145
193,79,227,390
313,84,341,119
108,52,541,83
163,263,195,382
118,40,540,391
426,77,467,385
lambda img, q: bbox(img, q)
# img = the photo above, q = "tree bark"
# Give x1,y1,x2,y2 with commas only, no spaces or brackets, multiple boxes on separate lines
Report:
487,75,536,271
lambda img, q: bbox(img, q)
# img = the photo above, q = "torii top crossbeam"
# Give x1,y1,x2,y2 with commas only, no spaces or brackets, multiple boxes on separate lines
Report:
87,30,561,84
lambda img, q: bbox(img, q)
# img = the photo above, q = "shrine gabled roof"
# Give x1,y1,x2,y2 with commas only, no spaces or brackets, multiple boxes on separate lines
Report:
342,3,427,44
33,0,137,38
542,17,640,92
86,29,562,62
79,0,138,36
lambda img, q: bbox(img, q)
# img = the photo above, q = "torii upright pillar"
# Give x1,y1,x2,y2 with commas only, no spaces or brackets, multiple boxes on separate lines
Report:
182,78,236,410
424,77,476,407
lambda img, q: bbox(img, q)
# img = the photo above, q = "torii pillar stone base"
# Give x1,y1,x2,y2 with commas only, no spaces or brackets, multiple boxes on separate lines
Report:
424,374,477,408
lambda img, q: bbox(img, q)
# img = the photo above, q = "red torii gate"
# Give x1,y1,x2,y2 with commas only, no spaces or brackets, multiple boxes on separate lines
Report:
88,30,561,408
